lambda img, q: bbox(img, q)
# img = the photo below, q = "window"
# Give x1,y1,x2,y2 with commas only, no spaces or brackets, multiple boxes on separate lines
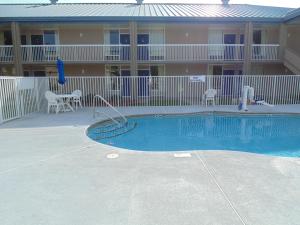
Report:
43,31,56,45
104,30,130,60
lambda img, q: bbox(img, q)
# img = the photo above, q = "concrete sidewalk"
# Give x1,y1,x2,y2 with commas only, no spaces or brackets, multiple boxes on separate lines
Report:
1,107,300,225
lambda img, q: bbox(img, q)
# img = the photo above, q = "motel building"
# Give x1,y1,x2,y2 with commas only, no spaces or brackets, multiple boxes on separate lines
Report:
0,0,300,78
0,0,300,121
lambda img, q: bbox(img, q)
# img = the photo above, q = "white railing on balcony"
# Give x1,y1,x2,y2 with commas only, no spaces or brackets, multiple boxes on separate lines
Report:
137,44,245,62
251,44,280,61
1,75,300,123
0,45,14,63
21,44,130,62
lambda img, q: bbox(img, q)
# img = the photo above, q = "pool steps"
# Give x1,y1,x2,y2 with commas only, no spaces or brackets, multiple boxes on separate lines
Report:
93,121,137,139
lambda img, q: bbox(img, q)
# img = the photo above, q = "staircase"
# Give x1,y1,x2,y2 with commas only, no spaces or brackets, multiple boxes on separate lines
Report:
284,48,300,74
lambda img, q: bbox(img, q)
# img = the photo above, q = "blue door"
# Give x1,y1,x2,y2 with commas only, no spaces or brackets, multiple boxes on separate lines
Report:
137,34,149,60
110,30,119,57
223,70,235,96
120,34,130,60
224,34,236,60
240,34,244,44
121,70,131,97
239,34,245,59
253,30,262,56
31,35,44,61
138,70,150,97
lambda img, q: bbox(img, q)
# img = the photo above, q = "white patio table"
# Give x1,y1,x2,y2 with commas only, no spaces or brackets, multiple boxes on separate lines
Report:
56,94,78,112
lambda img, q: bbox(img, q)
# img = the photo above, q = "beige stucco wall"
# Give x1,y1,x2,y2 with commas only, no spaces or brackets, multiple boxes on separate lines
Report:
165,63,207,75
251,63,291,75
264,27,280,44
64,64,105,76
165,24,209,44
59,26,103,44
287,26,300,54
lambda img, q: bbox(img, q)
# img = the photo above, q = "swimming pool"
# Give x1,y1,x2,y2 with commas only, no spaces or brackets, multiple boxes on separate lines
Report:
87,114,300,157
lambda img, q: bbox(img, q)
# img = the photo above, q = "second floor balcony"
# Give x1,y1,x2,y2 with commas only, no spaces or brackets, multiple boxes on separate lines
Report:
251,44,280,61
0,44,281,64
21,44,131,63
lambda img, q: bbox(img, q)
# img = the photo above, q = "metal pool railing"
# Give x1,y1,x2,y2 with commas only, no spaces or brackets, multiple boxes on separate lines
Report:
1,75,300,123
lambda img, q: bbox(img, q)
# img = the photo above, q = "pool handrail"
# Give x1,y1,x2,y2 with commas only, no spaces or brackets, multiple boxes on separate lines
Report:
93,95,128,124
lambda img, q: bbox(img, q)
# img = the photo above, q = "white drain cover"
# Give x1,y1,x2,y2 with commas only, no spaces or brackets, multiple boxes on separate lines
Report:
174,153,192,158
106,153,119,159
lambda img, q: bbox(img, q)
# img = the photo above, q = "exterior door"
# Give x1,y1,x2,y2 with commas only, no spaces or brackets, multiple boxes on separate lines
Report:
43,31,57,60
224,34,236,60
223,69,235,95
3,31,12,59
21,35,27,45
4,31,12,45
31,35,43,61
120,34,130,60
121,70,131,97
138,69,150,97
33,71,46,77
137,34,149,60
21,35,27,61
109,30,119,59
239,34,245,59
253,30,262,56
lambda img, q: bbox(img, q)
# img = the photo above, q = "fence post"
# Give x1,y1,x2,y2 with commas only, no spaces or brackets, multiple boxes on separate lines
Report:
0,79,3,124
35,77,40,112
14,78,21,118
81,77,85,107
272,76,277,105
179,76,182,106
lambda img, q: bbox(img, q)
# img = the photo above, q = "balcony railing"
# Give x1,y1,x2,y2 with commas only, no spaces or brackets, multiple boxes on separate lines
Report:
1,44,280,64
21,44,131,63
0,45,14,63
251,44,280,61
137,44,245,62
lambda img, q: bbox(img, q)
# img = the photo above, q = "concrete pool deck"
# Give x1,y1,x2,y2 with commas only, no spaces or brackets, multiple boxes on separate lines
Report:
1,105,300,225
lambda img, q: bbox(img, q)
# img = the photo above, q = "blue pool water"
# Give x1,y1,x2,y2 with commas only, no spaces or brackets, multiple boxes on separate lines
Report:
87,114,300,157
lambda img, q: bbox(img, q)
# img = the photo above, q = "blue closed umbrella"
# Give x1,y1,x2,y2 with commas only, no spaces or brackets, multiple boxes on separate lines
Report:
56,58,66,85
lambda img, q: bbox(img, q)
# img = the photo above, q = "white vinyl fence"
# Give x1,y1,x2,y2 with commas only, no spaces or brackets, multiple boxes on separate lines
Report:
1,75,300,123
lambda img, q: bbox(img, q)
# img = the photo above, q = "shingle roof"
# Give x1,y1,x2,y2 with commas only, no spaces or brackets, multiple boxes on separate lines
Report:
0,3,296,23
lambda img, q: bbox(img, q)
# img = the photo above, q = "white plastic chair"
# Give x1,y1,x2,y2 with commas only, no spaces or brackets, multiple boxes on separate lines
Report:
71,90,83,110
45,91,65,114
203,89,217,107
